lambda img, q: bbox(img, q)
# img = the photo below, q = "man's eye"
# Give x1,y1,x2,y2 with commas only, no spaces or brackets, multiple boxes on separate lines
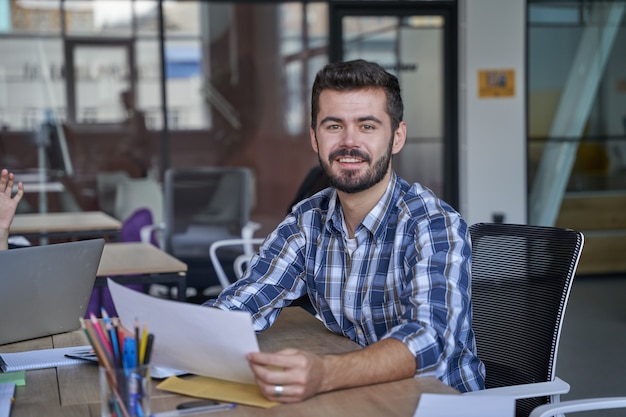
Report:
327,124,341,130
362,125,375,130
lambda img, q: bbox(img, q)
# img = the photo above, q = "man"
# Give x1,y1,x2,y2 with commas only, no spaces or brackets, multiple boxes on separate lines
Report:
0,168,23,250
204,59,485,402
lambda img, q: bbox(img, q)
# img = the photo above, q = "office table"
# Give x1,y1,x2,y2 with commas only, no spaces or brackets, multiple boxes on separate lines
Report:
97,242,188,302
3,308,458,417
14,181,65,194
10,211,122,241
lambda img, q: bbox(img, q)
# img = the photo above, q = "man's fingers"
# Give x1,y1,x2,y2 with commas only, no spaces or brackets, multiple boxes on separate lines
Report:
249,360,292,385
247,349,323,403
247,349,304,368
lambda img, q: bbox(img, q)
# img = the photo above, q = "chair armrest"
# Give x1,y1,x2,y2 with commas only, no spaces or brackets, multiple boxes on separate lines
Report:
464,377,570,400
140,222,165,247
240,221,262,255
529,397,626,417
241,221,261,240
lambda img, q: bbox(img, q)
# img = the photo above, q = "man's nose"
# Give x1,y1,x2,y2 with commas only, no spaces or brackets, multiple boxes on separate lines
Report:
338,128,358,147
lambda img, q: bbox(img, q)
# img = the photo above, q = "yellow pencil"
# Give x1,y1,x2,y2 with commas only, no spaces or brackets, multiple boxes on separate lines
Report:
139,324,149,365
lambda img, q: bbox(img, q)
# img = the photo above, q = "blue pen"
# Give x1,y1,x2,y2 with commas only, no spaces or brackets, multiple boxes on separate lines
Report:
123,337,137,369
128,370,144,417
150,403,236,417
123,337,141,416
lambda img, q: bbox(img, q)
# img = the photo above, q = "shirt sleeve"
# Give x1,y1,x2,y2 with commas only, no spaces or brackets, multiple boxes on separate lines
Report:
382,209,473,378
203,215,309,332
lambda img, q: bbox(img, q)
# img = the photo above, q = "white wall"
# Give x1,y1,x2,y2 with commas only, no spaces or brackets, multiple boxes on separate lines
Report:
458,0,527,225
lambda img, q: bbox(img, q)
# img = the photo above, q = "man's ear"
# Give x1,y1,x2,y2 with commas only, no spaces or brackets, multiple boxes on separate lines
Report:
310,127,319,154
392,122,407,155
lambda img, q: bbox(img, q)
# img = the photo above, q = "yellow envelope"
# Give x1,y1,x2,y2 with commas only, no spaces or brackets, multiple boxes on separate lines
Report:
156,375,280,408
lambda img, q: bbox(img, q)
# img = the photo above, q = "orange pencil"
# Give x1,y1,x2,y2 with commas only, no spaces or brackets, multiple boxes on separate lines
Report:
82,319,113,371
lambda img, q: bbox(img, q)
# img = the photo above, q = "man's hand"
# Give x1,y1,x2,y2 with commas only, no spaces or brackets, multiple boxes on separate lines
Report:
247,338,416,403
246,349,326,403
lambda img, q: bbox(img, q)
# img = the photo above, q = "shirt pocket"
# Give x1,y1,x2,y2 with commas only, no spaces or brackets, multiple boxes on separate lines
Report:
363,284,402,335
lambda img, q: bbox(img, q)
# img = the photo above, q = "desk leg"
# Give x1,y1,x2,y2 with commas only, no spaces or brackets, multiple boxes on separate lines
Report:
177,272,187,302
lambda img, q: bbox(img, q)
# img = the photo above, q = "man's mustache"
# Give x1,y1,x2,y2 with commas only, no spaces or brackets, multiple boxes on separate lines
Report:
328,149,371,163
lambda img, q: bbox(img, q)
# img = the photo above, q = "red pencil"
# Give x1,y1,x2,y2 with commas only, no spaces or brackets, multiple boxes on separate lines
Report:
90,312,113,358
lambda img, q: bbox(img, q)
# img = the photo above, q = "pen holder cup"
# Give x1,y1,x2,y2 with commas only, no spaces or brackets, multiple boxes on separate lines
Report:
99,365,151,417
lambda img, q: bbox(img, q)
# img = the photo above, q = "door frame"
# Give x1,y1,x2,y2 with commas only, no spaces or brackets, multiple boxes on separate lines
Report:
328,1,459,208
64,38,136,124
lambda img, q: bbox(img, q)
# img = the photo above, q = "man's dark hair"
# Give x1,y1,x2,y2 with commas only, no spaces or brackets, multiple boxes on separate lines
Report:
310,59,404,132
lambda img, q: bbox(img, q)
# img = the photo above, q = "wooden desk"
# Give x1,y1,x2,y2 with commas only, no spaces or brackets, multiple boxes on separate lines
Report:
97,242,188,301
11,211,122,241
4,308,458,417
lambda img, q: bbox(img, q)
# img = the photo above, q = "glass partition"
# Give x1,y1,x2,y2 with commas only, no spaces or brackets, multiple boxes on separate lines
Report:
528,1,626,213
0,1,328,234
528,0,626,275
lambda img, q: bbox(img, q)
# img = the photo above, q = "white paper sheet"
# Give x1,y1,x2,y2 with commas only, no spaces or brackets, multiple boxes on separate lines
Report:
414,393,515,417
108,279,259,384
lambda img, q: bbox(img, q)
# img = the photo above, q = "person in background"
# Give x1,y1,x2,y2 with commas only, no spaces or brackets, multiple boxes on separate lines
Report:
0,169,23,250
119,90,153,178
205,59,485,402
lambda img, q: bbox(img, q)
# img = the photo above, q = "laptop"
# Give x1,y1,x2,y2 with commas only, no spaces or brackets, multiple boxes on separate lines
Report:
0,239,105,345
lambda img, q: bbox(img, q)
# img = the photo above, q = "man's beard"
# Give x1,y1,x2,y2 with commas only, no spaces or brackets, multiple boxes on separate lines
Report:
317,135,394,194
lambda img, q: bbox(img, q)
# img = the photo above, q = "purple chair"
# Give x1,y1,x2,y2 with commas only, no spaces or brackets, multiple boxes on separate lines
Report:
86,208,157,317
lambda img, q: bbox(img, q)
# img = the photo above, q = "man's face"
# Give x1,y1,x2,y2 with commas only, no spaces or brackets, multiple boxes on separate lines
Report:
310,88,406,194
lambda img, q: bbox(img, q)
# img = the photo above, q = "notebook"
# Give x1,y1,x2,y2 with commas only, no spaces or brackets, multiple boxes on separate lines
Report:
0,346,92,372
0,239,105,345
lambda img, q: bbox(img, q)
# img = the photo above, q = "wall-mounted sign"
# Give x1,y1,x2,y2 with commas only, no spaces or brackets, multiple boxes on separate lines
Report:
478,69,515,98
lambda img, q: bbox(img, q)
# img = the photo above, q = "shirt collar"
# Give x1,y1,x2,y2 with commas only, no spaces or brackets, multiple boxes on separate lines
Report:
325,171,400,241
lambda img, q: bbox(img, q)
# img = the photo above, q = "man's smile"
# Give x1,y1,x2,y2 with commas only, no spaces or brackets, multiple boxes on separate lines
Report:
337,156,364,164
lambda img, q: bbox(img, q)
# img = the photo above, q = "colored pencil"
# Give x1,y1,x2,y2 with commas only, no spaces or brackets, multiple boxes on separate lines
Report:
134,318,140,367
90,312,113,358
81,318,131,417
106,321,121,367
143,334,155,365
113,318,125,367
139,324,149,365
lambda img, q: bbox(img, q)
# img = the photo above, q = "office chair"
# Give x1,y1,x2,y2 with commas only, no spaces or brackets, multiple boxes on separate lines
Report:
162,166,256,295
113,177,164,247
465,223,584,417
96,171,130,217
113,177,164,225
163,166,254,256
209,236,265,290
529,397,626,417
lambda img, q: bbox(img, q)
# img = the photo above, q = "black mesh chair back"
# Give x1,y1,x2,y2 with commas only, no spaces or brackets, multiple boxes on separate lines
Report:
163,167,253,259
469,223,584,417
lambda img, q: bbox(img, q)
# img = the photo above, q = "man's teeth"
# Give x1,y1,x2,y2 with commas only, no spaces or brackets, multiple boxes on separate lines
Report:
339,157,361,163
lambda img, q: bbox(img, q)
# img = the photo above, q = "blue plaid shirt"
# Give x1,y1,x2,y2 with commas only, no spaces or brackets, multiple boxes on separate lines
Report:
204,172,485,392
